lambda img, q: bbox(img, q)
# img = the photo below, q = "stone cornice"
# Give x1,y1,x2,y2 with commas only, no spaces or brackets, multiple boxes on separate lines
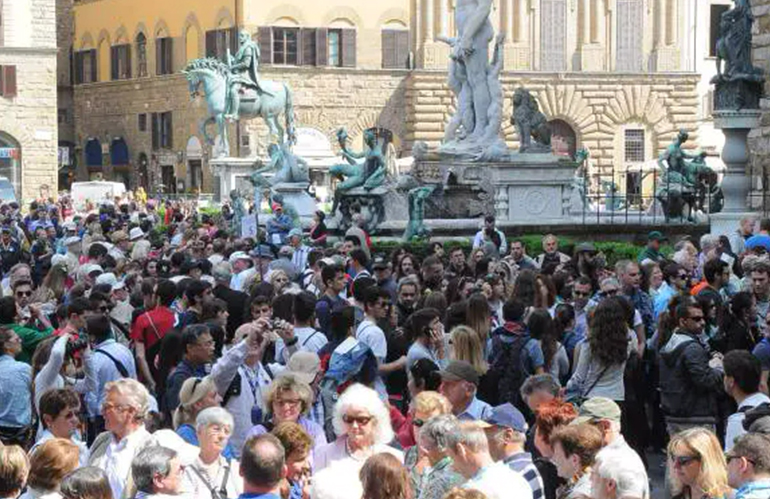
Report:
0,46,58,55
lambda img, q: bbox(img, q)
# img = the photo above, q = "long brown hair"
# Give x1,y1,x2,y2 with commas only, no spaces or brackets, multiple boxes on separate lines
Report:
360,453,411,499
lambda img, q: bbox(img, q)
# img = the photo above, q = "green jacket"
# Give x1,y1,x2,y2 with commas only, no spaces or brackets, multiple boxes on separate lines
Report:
638,246,662,264
3,323,53,363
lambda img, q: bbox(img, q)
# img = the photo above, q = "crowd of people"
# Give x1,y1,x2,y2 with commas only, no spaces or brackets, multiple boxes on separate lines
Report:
2,197,770,499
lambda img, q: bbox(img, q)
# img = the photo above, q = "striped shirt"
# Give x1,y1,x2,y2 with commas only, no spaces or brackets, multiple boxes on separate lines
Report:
505,452,544,499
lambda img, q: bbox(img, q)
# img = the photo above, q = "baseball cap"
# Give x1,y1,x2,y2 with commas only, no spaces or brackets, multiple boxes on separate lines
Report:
228,251,252,264
440,360,480,386
571,397,622,425
746,234,770,252
287,351,321,385
250,244,275,260
647,230,668,242
372,255,389,270
95,272,126,290
480,403,528,433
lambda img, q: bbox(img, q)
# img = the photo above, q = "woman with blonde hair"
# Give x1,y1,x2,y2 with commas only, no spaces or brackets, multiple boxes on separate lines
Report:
19,438,79,499
667,428,730,499
174,376,235,459
450,326,488,376
246,373,327,451
403,392,454,498
466,293,492,347
0,445,29,499
270,270,292,295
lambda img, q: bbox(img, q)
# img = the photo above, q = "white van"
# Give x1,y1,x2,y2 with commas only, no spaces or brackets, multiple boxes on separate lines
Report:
70,181,127,209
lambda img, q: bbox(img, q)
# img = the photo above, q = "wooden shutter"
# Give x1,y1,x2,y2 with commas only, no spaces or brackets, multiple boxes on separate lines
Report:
258,27,272,65
301,28,316,66
74,52,83,84
151,112,159,150
165,38,173,74
540,0,566,71
616,0,643,72
89,50,97,82
111,46,118,80
396,30,410,69
156,39,163,75
205,30,216,58
125,45,132,78
315,28,327,66
381,30,395,68
341,29,356,68
164,112,173,149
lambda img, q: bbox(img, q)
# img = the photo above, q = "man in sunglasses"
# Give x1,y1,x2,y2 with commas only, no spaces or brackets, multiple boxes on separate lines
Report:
654,263,690,320
659,299,724,436
726,433,770,499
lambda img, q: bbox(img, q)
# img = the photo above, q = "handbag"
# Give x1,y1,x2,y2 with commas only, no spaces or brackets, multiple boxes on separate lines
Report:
567,364,610,408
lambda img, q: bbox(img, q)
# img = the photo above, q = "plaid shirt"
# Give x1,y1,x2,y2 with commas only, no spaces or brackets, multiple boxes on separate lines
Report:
504,452,544,499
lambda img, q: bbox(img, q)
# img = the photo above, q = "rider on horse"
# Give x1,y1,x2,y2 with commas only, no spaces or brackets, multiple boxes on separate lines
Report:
226,31,272,121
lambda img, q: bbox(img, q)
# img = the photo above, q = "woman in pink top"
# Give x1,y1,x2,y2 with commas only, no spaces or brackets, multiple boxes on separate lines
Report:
313,383,403,472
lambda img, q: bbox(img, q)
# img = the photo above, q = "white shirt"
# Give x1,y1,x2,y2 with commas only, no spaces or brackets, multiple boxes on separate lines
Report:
99,427,152,499
355,319,388,398
274,326,329,364
31,429,90,467
230,268,256,292
182,455,243,499
726,392,770,450
464,462,533,499
210,340,272,458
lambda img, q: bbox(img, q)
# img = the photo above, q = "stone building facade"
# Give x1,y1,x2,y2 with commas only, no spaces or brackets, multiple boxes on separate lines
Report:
750,0,770,209
70,0,715,200
0,0,58,203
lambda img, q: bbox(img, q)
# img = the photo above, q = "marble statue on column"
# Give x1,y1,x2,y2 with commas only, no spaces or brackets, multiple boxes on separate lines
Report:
711,0,764,110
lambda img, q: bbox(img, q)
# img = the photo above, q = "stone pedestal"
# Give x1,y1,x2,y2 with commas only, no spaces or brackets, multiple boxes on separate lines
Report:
489,154,576,224
209,157,257,201
333,186,408,233
710,109,761,237
272,182,318,218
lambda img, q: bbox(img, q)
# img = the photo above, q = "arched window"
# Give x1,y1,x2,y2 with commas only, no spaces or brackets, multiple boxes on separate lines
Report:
136,33,147,77
548,119,577,158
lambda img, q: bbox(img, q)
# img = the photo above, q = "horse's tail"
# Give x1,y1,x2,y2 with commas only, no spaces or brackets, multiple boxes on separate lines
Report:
200,117,216,146
284,83,296,146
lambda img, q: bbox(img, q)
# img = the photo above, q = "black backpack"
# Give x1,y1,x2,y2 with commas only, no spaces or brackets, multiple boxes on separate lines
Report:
488,329,529,408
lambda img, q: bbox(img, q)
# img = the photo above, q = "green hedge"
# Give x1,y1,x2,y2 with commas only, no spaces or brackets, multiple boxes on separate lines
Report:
369,236,672,268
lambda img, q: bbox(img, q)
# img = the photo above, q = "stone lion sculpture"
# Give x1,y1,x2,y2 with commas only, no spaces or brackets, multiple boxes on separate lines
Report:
511,88,552,153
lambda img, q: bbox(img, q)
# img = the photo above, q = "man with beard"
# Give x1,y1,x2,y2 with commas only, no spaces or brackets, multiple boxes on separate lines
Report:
421,255,445,295
396,276,420,327
446,246,472,279
373,255,397,302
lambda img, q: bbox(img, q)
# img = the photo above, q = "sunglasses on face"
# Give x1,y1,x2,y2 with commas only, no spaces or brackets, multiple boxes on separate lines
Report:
342,414,373,426
15,290,32,297
573,290,590,297
669,454,700,467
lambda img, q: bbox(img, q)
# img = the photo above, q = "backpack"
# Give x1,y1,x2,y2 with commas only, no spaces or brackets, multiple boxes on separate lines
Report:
318,340,378,441
487,328,530,408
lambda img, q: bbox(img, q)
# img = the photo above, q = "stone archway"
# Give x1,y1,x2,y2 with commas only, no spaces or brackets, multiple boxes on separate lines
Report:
549,119,577,158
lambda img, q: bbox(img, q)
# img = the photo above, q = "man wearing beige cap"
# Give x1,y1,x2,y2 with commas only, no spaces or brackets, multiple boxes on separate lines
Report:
439,360,493,421
573,397,648,499
108,230,130,262
287,351,325,428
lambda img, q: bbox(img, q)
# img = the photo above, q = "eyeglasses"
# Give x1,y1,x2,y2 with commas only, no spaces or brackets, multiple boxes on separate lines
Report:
573,290,590,297
99,305,111,312
102,402,131,413
726,454,756,465
669,454,700,467
412,418,425,428
342,414,373,426
15,290,32,297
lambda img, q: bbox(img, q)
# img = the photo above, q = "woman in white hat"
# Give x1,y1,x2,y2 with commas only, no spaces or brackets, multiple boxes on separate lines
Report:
174,376,236,459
